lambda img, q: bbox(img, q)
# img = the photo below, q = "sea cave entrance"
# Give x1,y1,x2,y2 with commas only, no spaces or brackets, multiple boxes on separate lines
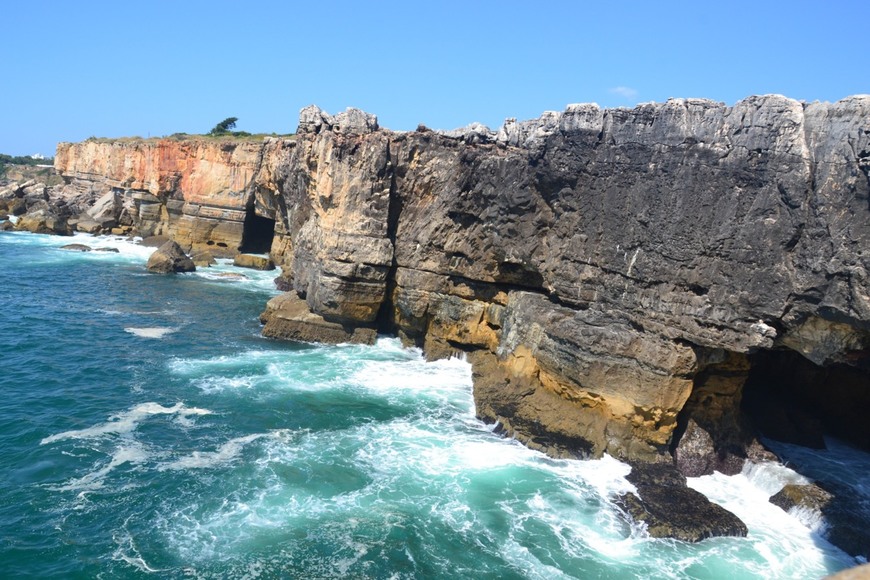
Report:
741,348,870,451
239,206,275,254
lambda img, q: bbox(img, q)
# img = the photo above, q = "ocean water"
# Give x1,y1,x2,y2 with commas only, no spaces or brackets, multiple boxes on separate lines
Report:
0,228,859,579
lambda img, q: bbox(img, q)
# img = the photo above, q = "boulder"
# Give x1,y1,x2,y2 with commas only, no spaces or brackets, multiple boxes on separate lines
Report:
22,183,47,205
771,483,870,560
15,210,70,235
0,183,20,200
75,219,102,234
190,250,217,267
146,240,196,273
234,253,275,270
260,293,376,344
94,247,120,253
7,198,26,216
0,221,13,231
617,463,748,542
86,190,120,221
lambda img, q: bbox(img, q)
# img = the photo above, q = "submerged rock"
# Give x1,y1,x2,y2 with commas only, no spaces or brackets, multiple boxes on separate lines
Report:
146,240,196,273
617,463,748,542
60,244,92,252
771,482,870,560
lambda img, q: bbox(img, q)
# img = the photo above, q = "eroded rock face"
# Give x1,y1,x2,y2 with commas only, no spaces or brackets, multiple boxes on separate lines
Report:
51,96,870,468
54,137,294,255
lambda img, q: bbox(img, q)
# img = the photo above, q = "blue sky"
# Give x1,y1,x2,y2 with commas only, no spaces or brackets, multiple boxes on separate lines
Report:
2,0,868,156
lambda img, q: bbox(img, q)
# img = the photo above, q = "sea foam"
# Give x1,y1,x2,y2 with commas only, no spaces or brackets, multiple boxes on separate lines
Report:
124,326,178,339
41,402,212,445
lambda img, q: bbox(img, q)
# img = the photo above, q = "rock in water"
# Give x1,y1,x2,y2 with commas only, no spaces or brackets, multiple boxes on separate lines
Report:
15,209,71,235
234,253,275,270
190,250,217,267
146,241,196,273
260,293,376,344
617,463,748,542
60,244,93,252
771,483,870,560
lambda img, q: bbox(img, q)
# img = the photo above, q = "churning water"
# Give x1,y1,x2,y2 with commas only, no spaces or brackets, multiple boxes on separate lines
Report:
0,228,860,578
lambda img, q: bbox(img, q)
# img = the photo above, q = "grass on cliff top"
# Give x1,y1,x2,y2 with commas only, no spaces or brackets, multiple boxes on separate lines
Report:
83,132,295,145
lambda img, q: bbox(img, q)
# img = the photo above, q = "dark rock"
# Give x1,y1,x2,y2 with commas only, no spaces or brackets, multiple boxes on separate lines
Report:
7,198,26,216
274,275,292,292
146,240,196,273
94,247,120,253
0,221,13,231
770,482,870,560
60,244,92,252
617,462,748,542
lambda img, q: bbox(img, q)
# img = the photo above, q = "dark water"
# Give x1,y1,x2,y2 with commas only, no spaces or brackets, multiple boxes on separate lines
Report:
0,229,857,578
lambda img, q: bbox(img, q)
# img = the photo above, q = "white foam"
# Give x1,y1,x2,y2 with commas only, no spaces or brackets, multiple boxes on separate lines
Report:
160,432,278,471
58,443,150,491
687,465,854,577
192,258,282,294
113,519,167,573
124,326,178,339
741,460,811,496
41,402,213,445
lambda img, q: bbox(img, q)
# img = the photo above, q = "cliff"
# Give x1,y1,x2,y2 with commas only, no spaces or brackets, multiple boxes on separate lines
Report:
262,97,870,469
53,98,870,469
53,137,293,255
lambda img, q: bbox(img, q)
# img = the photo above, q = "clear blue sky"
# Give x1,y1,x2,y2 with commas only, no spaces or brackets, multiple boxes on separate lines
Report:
2,0,867,157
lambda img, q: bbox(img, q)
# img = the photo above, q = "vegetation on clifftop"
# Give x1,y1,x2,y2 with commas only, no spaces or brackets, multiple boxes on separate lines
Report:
0,153,56,180
82,117,294,145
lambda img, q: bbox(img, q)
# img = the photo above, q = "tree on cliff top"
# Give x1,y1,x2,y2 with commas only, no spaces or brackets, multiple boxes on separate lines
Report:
209,117,238,135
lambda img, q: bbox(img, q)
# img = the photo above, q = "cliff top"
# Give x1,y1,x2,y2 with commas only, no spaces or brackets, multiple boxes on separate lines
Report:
63,132,296,147
301,94,870,145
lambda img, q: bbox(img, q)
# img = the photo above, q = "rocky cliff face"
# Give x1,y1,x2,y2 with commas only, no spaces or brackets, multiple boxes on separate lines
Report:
260,97,870,468
54,97,870,470
54,137,293,256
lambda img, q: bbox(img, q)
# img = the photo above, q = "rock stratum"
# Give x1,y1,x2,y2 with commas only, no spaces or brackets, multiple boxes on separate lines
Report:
32,96,870,551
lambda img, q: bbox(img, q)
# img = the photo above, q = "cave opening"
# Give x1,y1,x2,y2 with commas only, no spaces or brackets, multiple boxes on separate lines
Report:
741,348,870,451
239,207,275,254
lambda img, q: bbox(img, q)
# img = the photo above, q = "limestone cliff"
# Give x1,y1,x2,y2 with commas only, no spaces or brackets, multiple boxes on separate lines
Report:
261,97,870,468
55,97,870,470
54,137,293,256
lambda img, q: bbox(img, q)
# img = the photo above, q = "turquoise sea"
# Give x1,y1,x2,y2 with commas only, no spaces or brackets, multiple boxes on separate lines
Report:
0,227,859,578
